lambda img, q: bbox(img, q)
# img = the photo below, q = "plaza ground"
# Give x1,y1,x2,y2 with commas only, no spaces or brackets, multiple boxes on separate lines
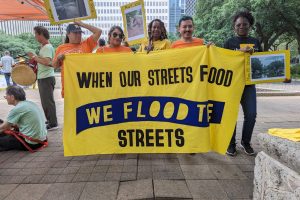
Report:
0,81,299,199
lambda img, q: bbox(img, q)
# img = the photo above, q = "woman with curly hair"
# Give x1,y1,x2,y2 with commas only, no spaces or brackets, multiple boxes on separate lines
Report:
138,19,171,53
224,10,262,157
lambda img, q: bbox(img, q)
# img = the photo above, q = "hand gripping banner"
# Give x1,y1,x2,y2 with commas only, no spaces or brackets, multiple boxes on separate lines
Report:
63,46,245,156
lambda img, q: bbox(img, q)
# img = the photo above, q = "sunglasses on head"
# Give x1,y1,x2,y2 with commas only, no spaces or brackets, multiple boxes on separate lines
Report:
112,32,124,39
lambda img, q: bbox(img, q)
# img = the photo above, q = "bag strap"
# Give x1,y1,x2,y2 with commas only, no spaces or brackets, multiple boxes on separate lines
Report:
3,130,48,153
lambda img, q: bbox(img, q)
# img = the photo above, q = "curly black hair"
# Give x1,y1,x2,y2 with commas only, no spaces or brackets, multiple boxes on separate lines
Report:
148,19,168,41
233,10,255,26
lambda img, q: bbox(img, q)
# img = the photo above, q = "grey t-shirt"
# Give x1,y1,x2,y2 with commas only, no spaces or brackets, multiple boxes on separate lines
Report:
0,55,15,73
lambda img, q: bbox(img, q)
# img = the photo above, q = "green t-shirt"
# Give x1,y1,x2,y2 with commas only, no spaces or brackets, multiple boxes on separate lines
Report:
7,101,47,144
37,43,55,79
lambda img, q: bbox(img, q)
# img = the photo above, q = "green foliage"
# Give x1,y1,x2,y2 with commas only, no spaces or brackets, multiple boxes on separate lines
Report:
0,32,63,58
266,60,285,77
17,33,39,52
291,64,300,78
251,58,263,78
194,0,300,52
168,32,178,42
50,37,64,49
0,31,36,58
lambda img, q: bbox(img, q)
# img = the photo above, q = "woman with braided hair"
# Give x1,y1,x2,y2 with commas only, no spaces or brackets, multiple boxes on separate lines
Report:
138,19,171,53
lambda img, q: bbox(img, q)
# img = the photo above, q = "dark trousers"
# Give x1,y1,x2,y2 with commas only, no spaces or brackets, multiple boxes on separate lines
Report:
230,85,257,146
38,76,58,126
0,133,26,151
0,133,44,151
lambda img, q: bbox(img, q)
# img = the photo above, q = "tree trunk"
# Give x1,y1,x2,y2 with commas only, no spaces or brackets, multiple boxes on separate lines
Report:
296,35,300,55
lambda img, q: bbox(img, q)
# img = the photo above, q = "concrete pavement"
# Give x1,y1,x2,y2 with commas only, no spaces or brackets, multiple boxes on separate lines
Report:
256,80,300,96
0,87,299,200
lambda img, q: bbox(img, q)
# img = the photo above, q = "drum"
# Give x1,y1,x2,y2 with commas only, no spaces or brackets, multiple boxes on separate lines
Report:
11,64,36,86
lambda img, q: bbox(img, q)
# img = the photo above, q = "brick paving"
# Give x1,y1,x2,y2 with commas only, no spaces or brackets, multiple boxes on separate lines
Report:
0,83,299,199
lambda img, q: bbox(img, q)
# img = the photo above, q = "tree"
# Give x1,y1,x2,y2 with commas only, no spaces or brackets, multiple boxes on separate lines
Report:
266,60,285,77
194,0,252,47
0,32,64,59
194,0,300,53
0,32,36,58
168,32,178,42
250,0,300,51
50,36,64,49
17,33,39,52
251,58,263,78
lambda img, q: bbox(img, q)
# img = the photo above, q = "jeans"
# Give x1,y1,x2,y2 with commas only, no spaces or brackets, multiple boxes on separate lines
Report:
229,85,257,146
4,73,16,86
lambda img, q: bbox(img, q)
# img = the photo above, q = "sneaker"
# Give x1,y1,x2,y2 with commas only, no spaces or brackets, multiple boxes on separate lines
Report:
46,124,58,131
226,144,237,156
240,141,255,156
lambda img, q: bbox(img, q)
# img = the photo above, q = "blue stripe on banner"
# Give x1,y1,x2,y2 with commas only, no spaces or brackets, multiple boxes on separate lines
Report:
76,97,225,134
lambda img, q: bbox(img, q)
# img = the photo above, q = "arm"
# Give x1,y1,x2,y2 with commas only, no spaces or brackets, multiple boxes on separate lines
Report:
74,20,102,43
52,54,64,69
0,120,12,133
28,52,52,66
239,46,255,54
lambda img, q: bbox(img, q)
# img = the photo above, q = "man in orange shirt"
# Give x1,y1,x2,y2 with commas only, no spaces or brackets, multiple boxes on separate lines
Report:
171,16,205,48
52,20,101,97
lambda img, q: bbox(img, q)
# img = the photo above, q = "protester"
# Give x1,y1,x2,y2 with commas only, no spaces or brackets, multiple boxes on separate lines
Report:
27,26,58,131
0,86,47,151
53,20,101,97
96,26,132,53
0,51,16,86
224,10,262,156
171,16,205,48
138,19,171,53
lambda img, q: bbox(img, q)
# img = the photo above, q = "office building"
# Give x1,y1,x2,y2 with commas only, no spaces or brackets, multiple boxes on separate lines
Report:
35,0,169,41
0,20,35,35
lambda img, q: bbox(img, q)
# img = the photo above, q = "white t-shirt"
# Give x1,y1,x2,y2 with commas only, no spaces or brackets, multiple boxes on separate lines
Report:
0,55,15,73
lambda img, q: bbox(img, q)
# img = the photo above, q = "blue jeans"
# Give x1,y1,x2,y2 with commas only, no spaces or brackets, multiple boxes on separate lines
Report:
4,73,16,86
230,85,257,146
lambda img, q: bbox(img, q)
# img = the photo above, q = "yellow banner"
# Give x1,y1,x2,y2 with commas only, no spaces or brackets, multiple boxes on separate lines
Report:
63,46,245,156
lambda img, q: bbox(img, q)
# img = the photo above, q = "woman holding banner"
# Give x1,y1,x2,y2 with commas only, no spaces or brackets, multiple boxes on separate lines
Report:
138,19,171,53
224,10,262,157
96,26,132,53
52,20,101,98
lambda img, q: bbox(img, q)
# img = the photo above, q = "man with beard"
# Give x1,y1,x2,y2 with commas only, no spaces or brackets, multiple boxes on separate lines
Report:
171,16,205,48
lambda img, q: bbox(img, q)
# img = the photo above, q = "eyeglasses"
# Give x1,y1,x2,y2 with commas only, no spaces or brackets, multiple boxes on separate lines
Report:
235,23,250,28
112,32,124,39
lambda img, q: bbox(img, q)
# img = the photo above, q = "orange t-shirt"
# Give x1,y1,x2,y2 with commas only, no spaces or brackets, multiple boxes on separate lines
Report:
96,46,132,53
171,38,204,48
53,36,97,97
